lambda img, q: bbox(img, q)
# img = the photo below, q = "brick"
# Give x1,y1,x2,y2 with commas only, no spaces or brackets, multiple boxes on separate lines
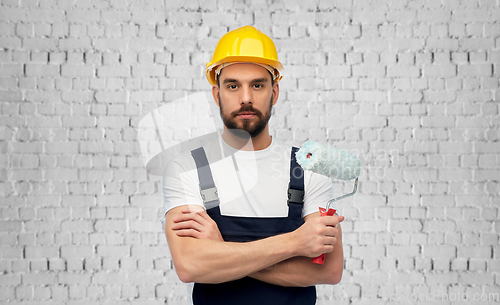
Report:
352,38,387,51
10,169,43,181
25,246,58,259
417,9,451,22
67,9,100,22
460,272,495,285
27,8,64,21
474,142,500,153
60,246,94,258
389,220,423,232
131,10,166,23
423,220,456,232
386,9,417,23
458,64,493,76
461,38,495,51
100,10,132,23
22,37,58,50
61,64,94,77
426,37,460,51
352,64,385,77
97,66,130,77
24,63,58,77
389,91,422,103
166,65,200,79
0,8,27,21
95,220,127,232
22,272,57,285
425,272,460,286
61,195,95,207
423,64,457,77
317,65,351,78
93,38,129,51
130,38,165,51
453,9,491,22
353,115,387,128
388,116,420,128
58,273,92,285
474,169,500,181
92,271,129,285
387,245,420,257
352,10,386,24
0,64,23,77
45,142,78,154
423,245,456,258
0,90,22,102
131,64,165,77
388,271,424,286
131,245,170,259
95,91,128,103
60,219,93,232
387,66,420,77
45,169,78,181
61,116,96,128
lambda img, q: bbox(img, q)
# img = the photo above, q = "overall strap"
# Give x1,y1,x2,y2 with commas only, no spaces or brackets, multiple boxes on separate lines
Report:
288,147,304,218
191,147,220,210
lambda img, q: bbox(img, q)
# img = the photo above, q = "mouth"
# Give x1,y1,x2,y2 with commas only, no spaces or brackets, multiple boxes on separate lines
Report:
237,112,256,119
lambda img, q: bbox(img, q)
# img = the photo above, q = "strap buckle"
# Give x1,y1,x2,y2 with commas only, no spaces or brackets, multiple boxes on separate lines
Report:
200,186,219,204
287,184,304,205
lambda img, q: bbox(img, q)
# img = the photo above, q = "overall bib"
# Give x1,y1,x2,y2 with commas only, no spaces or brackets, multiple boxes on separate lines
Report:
190,147,316,305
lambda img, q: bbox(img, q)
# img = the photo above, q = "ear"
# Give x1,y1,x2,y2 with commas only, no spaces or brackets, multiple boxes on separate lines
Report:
271,82,279,106
212,84,220,108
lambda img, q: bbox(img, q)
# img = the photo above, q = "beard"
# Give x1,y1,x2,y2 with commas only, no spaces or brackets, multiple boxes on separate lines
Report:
219,94,273,139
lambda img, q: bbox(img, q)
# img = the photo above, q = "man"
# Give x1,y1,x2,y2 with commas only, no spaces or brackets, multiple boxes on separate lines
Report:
163,26,344,305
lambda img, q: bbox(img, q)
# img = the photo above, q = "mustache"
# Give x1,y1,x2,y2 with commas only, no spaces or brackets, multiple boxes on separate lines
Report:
230,105,263,118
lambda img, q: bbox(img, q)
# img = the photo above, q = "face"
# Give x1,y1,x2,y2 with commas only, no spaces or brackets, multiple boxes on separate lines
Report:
212,63,279,138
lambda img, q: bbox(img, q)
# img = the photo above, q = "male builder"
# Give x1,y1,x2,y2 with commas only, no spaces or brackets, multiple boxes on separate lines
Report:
163,26,344,305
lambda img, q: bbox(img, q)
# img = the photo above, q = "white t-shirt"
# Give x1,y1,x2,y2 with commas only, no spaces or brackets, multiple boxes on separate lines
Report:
162,136,334,219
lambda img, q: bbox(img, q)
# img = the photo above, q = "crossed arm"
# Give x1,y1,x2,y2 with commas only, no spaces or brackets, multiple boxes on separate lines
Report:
164,205,344,287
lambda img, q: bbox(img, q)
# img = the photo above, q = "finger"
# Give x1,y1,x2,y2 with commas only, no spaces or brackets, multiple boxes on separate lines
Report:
172,220,204,232
175,229,201,238
197,210,211,220
174,213,205,225
324,244,333,253
323,227,338,237
321,217,340,227
323,237,337,247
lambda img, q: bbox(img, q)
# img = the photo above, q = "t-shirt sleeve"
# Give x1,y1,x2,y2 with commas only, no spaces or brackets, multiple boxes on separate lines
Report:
162,156,205,222
302,172,334,218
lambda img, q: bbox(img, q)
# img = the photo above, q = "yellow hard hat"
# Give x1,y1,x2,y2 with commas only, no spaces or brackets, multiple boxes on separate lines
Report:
206,26,283,86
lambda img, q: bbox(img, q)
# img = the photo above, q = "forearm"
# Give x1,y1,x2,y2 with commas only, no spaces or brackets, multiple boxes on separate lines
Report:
166,212,297,284
250,217,344,287
166,206,343,285
249,252,342,287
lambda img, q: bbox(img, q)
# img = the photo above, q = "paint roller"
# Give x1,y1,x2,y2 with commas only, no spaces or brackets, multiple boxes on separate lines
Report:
295,140,360,265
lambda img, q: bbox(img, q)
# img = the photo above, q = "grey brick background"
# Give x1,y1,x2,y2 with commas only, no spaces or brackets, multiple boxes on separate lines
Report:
1,0,499,304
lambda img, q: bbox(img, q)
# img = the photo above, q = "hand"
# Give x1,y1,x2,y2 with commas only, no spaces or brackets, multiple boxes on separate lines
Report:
292,214,344,258
172,207,224,241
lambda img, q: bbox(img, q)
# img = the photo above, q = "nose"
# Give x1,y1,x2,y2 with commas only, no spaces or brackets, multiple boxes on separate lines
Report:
240,86,252,105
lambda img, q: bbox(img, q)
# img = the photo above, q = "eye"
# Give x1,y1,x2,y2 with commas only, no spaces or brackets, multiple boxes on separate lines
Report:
253,84,263,89
227,84,238,90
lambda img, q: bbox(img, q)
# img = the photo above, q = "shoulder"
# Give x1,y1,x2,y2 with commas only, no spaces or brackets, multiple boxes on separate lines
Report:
164,140,222,176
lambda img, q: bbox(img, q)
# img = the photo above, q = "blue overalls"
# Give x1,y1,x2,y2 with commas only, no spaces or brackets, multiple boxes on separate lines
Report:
190,147,316,305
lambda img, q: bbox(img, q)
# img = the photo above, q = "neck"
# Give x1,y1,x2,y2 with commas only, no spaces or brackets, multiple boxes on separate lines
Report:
221,126,272,151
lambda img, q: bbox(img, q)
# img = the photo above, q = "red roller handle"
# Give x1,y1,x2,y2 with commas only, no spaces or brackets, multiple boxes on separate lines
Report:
312,207,337,265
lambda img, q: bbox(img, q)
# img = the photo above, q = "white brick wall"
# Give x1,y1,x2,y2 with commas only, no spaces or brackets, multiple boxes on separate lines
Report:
1,0,499,304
